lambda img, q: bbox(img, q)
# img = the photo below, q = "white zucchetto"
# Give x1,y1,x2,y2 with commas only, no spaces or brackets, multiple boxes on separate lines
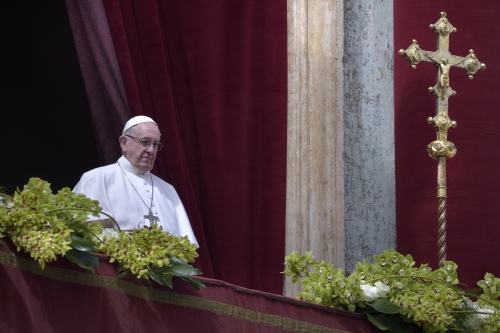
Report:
122,116,158,134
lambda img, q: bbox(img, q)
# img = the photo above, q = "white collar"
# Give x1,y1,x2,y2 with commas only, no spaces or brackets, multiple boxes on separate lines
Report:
118,156,151,177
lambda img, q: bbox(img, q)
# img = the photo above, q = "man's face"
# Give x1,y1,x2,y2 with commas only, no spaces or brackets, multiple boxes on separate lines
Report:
120,122,161,173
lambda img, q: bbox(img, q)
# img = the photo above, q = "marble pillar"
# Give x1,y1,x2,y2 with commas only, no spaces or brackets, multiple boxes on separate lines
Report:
343,0,395,273
285,0,395,296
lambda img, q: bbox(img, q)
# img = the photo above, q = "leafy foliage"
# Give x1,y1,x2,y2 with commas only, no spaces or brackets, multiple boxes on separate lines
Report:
0,178,101,268
98,224,203,289
284,249,500,332
0,177,203,290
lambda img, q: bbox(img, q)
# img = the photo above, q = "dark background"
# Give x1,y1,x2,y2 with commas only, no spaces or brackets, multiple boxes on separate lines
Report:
0,1,99,194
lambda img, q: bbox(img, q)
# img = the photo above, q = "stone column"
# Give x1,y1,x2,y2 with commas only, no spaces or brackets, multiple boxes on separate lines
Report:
285,0,395,297
285,0,345,297
343,0,395,273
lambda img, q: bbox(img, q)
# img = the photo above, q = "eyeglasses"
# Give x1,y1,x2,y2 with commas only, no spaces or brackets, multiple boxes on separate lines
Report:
125,135,164,151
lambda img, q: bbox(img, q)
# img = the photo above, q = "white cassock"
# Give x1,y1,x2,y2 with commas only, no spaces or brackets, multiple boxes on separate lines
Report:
73,156,198,246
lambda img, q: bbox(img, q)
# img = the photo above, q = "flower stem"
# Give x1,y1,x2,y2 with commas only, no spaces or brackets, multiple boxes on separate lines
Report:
365,274,464,293
44,208,121,231
448,310,495,315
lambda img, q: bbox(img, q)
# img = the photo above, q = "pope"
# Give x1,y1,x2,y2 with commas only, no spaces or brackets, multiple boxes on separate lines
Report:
73,115,198,246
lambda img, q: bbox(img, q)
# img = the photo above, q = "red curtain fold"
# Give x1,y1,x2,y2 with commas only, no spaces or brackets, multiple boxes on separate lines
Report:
395,1,500,287
65,0,131,165
102,0,287,293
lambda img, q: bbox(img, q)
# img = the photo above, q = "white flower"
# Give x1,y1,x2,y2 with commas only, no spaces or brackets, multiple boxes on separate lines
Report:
463,316,481,331
0,197,12,208
461,298,495,330
477,307,494,319
101,228,119,239
360,281,390,302
463,309,494,331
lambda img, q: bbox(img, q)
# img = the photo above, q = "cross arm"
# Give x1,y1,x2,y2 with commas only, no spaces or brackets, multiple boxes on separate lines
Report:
399,41,486,79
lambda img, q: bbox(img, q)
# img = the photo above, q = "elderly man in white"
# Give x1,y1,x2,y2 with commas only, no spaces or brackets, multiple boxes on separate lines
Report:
73,115,198,246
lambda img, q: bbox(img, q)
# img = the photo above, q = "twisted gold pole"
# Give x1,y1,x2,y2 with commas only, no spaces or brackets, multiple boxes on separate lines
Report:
437,157,447,267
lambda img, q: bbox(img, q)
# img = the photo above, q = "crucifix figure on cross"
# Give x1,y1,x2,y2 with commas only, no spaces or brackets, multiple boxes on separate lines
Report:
435,58,452,98
398,12,486,268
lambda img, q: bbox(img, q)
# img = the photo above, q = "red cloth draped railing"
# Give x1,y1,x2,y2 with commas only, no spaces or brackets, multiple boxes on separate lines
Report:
0,243,382,333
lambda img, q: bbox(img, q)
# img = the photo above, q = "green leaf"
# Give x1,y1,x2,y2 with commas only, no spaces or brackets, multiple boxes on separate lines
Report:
65,248,100,273
70,234,97,252
148,270,205,290
369,298,406,314
147,256,205,290
147,270,173,288
367,313,389,330
367,313,412,333
116,269,130,280
178,276,205,290
358,306,379,315
0,239,15,257
153,256,202,277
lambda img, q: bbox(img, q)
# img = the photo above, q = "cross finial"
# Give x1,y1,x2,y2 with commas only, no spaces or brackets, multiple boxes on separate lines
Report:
398,13,486,267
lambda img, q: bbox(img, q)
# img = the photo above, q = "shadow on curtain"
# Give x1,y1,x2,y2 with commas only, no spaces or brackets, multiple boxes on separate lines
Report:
66,0,130,165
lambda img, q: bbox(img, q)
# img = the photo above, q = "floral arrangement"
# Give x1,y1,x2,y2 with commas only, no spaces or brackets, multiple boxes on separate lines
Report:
98,224,201,288
284,249,500,333
0,177,203,290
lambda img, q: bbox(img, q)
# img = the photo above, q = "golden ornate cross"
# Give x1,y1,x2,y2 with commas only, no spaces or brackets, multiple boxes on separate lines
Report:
398,12,486,268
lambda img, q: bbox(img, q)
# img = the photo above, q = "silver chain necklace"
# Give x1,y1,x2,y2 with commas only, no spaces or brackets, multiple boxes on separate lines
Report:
117,161,159,226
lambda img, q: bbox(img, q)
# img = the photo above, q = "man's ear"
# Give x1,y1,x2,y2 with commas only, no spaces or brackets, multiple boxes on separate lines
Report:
119,135,128,152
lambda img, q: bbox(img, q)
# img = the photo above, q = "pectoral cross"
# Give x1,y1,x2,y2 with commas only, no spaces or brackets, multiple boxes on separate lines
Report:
144,210,159,225
398,12,485,268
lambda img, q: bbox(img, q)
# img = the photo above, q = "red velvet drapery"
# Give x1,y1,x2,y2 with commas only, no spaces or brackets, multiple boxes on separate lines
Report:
395,1,500,287
101,0,287,294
